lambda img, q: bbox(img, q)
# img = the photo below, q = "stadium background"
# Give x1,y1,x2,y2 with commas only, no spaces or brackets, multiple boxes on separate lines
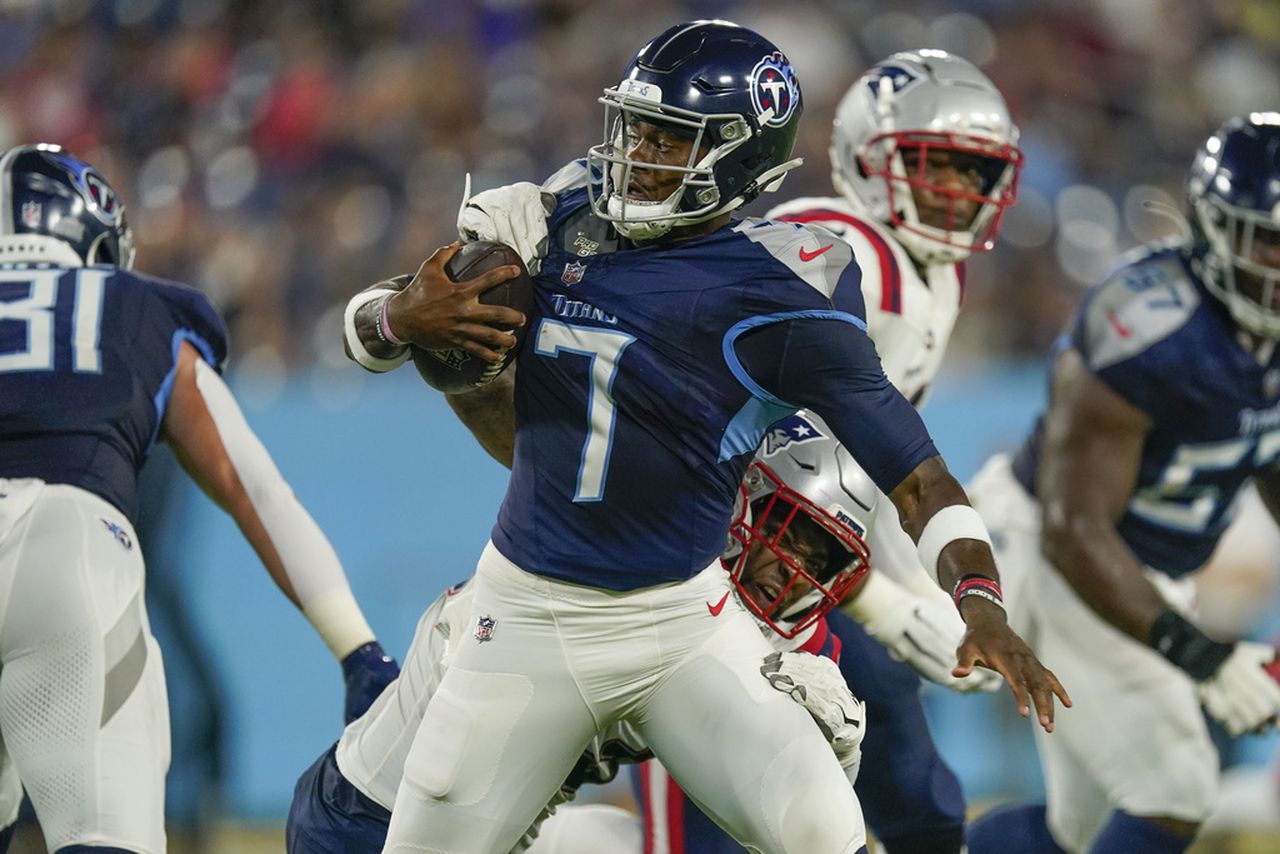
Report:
4,0,1280,850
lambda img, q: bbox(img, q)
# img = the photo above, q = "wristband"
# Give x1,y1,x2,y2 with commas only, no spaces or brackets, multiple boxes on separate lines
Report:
917,505,992,580
377,293,407,346
344,288,411,373
952,573,1004,611
1148,609,1233,681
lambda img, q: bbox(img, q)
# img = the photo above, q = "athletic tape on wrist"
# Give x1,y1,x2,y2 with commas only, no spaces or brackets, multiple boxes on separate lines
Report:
377,293,407,346
917,504,993,579
344,288,410,372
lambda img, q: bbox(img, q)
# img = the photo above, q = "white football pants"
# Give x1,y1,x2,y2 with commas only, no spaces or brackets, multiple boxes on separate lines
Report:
0,479,169,853
382,540,867,854
968,456,1218,852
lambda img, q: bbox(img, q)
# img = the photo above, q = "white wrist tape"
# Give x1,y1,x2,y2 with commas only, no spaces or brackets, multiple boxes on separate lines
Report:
194,360,375,660
344,288,411,373
916,504,993,581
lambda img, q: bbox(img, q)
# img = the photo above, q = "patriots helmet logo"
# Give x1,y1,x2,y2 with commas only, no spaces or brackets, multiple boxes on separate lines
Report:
750,52,799,127
99,518,133,551
761,413,827,456
865,64,920,100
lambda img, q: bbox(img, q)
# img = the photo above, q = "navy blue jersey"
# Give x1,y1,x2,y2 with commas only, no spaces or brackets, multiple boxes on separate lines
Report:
0,263,227,522
493,173,936,589
1013,242,1280,577
632,610,963,852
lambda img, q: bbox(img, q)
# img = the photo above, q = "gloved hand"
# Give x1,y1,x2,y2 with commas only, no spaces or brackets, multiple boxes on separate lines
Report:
761,650,866,781
849,572,1003,693
341,641,400,724
1197,641,1280,736
457,177,555,276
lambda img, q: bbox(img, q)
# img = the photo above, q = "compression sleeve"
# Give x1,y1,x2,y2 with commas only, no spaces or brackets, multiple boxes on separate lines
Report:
193,359,376,659
736,316,937,495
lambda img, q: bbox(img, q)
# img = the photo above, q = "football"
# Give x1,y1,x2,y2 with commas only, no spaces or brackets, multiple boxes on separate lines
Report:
411,241,536,394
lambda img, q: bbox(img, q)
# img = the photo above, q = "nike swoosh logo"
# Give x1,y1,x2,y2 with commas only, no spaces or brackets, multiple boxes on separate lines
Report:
707,592,731,617
799,244,833,262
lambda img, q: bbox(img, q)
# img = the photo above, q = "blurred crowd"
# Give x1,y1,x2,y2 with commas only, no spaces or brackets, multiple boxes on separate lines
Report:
2,0,1277,374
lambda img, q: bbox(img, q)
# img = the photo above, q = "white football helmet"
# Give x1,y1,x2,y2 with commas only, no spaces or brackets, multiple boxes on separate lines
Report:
830,49,1022,264
725,411,877,638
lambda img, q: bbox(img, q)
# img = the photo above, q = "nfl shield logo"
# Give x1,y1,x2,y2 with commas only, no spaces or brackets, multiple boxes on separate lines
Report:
474,615,497,643
20,201,40,229
562,261,586,285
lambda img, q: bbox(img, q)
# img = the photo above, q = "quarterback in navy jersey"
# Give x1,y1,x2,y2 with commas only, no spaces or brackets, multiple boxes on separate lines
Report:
341,21,1065,853
0,145,397,853
966,114,1280,854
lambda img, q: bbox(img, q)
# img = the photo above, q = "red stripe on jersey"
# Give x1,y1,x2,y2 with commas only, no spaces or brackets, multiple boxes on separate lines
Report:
798,616,831,657
640,762,654,854
778,209,902,314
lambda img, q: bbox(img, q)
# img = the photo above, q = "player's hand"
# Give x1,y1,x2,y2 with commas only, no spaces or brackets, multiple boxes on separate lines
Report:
1197,641,1280,737
851,572,1003,693
761,650,866,781
954,598,1071,732
457,178,555,276
340,641,400,724
385,243,526,362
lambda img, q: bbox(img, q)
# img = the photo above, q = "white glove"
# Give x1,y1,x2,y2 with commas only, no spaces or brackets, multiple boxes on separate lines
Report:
761,650,866,782
1197,641,1280,737
457,176,555,275
846,571,1002,693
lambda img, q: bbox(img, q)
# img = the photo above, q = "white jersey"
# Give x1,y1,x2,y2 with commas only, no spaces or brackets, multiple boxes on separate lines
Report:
766,196,965,408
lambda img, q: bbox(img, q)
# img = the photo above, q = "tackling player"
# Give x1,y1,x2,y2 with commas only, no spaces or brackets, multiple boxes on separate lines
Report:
342,20,1066,853
0,145,398,853
964,113,1280,853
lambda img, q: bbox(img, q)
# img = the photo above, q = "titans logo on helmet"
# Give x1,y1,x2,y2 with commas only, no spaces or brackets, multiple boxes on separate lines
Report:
761,413,827,456
46,151,123,225
750,52,799,128
865,64,920,99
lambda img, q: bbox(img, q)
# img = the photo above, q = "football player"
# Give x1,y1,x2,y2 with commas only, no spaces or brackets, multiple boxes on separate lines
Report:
342,20,1066,853
0,144,399,853
963,113,1280,853
287,420,875,853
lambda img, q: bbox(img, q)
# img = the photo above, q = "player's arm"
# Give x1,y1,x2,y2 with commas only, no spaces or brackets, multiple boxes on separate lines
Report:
161,341,398,722
737,317,1069,728
342,244,525,373
444,366,517,469
1035,346,1166,639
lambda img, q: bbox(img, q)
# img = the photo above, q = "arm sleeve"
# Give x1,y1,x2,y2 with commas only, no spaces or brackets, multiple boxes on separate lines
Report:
736,317,937,495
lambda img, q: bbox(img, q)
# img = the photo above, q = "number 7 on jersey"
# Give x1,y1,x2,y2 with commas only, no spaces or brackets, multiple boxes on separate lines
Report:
534,319,635,502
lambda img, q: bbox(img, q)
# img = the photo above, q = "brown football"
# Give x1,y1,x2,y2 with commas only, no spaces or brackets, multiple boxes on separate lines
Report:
410,241,535,394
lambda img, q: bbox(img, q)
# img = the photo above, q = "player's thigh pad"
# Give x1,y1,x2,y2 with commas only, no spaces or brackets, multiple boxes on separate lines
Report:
637,605,867,854
525,804,643,854
0,484,168,854
1030,544,1217,831
384,547,599,853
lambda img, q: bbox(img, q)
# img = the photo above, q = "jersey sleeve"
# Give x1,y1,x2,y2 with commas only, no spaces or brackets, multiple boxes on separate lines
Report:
1069,253,1200,422
734,316,938,495
150,278,230,372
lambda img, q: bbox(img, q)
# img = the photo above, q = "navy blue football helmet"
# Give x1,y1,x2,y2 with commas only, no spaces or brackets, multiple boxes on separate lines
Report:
1188,113,1280,337
587,20,804,241
0,144,135,269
